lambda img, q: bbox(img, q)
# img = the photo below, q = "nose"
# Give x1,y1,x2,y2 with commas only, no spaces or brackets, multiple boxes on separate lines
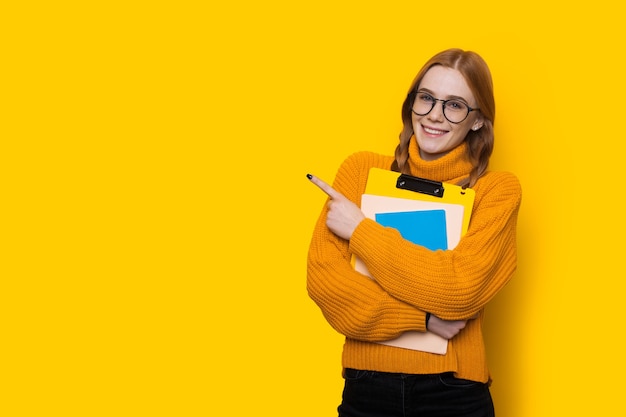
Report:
427,101,445,122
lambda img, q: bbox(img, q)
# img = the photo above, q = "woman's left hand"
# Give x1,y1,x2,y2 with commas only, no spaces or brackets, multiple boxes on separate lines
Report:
308,174,365,240
427,315,469,340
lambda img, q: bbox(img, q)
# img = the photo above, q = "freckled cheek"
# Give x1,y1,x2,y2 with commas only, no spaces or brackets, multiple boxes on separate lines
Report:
411,114,422,131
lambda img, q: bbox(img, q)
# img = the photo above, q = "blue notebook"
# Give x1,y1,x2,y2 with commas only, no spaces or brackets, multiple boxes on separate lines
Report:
375,209,448,251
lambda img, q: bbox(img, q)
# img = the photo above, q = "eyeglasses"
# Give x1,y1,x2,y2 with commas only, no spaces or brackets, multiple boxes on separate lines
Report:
412,91,479,124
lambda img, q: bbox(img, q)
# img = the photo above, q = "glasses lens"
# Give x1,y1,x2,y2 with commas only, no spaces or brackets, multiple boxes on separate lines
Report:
443,100,469,123
413,92,435,115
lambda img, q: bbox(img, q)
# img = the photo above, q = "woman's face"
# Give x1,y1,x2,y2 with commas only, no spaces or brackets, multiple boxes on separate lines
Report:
411,66,484,161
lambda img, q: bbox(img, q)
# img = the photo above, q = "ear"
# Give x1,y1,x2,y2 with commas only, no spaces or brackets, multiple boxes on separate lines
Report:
471,116,484,131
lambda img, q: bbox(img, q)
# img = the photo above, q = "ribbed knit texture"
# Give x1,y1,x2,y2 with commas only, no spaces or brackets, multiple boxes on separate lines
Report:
307,138,522,383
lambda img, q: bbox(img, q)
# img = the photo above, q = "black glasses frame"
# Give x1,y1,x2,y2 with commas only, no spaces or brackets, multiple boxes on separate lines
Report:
412,93,479,124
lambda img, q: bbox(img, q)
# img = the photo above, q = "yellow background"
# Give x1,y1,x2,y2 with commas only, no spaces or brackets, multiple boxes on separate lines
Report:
2,1,625,415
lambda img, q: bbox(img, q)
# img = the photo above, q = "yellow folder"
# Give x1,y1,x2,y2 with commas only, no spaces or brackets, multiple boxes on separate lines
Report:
353,167,475,354
362,167,475,236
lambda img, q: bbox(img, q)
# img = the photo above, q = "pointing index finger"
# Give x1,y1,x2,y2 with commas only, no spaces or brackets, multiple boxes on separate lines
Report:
307,174,341,200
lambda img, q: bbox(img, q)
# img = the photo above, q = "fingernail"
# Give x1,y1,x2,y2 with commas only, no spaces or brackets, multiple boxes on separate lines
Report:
306,174,312,180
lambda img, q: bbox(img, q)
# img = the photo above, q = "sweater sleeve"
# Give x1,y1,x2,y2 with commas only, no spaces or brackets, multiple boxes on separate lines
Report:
349,171,522,321
307,152,428,341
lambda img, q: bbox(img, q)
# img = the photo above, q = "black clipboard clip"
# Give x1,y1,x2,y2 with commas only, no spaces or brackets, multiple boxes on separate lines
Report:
396,173,444,198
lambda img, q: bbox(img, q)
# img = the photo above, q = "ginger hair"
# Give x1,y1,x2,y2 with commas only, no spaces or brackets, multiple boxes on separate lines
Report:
391,49,495,188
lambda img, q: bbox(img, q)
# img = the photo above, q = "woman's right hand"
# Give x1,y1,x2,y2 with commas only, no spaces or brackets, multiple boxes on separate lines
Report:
307,174,365,241
427,315,469,340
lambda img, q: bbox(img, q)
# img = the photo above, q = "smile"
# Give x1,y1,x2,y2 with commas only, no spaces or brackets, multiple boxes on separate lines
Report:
423,126,448,135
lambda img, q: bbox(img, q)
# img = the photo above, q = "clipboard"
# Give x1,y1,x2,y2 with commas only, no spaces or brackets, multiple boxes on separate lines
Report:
353,167,475,354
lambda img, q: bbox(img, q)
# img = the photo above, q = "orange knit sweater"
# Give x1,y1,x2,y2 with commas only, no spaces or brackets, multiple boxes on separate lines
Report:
307,139,521,383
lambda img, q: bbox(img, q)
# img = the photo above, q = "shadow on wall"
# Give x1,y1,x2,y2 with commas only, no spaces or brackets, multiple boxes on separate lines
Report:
482,225,534,414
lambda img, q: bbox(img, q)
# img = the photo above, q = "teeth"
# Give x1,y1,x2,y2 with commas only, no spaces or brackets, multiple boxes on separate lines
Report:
424,127,446,135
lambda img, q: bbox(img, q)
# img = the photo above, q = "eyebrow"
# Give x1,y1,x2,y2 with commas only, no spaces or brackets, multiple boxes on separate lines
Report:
417,88,470,104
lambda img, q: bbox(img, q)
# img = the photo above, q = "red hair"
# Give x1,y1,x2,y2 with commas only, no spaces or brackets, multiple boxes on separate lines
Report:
391,49,495,188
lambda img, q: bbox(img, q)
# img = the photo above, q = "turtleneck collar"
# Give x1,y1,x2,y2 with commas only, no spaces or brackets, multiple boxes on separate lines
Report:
407,136,474,184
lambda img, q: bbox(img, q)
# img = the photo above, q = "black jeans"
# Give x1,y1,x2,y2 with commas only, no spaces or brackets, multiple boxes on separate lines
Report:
338,369,495,417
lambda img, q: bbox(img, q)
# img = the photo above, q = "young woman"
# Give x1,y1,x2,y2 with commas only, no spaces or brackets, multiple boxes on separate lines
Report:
306,48,521,417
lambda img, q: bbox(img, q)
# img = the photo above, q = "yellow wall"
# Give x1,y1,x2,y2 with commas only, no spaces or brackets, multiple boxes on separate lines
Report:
3,1,625,415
